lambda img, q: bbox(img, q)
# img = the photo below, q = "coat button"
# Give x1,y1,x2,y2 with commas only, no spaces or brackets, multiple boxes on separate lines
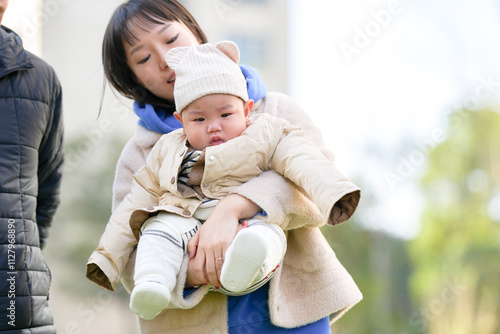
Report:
182,210,190,216
209,155,215,161
171,177,176,184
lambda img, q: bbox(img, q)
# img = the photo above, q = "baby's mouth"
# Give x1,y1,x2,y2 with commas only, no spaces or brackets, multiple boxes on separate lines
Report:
210,137,225,146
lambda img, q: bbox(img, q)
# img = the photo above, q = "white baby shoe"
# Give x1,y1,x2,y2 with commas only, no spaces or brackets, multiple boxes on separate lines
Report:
130,281,171,320
220,221,286,293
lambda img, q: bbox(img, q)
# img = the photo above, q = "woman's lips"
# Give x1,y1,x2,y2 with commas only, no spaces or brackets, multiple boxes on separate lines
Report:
167,72,176,84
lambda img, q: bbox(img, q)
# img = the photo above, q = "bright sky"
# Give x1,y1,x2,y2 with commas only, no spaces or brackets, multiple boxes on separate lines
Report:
288,0,500,238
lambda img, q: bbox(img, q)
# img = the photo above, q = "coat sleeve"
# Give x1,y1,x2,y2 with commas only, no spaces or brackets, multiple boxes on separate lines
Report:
231,94,360,229
86,144,164,291
36,71,64,249
270,123,360,226
111,137,149,212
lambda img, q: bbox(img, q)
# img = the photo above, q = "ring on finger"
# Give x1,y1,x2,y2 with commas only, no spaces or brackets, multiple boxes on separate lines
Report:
215,257,224,270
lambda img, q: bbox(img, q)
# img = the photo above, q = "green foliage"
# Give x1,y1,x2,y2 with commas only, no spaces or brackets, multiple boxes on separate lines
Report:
408,108,500,334
322,220,415,334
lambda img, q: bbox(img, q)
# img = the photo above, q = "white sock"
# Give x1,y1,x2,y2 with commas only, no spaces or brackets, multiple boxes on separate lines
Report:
130,212,201,320
220,221,286,294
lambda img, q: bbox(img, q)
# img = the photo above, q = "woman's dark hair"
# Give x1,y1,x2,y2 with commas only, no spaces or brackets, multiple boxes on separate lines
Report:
102,0,208,112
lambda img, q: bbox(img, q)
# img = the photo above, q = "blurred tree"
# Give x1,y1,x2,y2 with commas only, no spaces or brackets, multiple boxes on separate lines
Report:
408,108,500,334
45,133,130,299
322,193,415,334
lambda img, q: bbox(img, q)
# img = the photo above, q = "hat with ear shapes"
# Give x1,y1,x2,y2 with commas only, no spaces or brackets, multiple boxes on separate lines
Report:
166,41,249,113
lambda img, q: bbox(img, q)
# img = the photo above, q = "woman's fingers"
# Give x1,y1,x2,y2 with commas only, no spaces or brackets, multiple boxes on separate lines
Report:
186,253,207,287
187,232,199,259
191,249,208,284
215,256,224,283
205,250,222,288
235,220,248,233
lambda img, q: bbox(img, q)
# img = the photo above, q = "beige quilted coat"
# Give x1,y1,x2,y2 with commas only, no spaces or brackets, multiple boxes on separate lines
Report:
87,92,362,333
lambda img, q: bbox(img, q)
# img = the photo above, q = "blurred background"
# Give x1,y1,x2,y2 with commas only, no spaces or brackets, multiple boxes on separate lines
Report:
3,0,500,333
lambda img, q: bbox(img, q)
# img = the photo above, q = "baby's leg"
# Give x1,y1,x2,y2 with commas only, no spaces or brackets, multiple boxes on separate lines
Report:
130,212,201,320
220,219,286,294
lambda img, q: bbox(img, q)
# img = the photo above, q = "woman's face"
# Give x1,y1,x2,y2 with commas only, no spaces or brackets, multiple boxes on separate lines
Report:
124,20,200,103
0,0,9,24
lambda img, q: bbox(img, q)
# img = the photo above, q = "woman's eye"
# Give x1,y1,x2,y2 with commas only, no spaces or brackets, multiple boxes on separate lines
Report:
167,33,179,44
138,55,150,65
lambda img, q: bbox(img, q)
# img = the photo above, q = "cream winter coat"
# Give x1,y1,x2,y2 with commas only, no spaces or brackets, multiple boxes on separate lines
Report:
87,92,362,333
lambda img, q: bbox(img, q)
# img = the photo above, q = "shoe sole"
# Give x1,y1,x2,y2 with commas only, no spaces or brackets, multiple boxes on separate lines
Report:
220,229,268,293
129,281,171,320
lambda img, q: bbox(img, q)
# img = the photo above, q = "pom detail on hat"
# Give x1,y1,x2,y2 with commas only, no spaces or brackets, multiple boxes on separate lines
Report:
215,41,240,63
165,46,190,70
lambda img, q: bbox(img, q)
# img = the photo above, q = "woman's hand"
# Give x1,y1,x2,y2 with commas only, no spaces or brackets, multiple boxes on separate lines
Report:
185,220,250,288
186,194,260,288
185,257,206,288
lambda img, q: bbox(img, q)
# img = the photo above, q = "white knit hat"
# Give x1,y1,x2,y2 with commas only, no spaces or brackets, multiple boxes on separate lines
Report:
166,41,248,113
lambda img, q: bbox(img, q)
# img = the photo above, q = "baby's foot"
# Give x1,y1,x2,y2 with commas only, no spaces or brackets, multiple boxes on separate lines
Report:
130,281,171,320
220,222,286,293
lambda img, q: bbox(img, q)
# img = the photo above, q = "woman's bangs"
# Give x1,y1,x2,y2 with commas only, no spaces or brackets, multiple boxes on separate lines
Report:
122,4,177,46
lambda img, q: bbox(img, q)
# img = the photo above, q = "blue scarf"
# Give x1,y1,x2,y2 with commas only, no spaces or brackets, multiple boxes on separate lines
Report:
133,64,267,135
133,101,182,135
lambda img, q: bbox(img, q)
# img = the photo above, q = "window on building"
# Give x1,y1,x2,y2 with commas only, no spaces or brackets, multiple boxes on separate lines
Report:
225,35,268,67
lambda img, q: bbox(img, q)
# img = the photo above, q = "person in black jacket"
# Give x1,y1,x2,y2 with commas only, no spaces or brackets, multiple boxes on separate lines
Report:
1,1,64,332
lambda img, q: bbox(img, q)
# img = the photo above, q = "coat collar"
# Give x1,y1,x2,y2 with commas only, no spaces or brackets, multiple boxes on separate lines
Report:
0,25,34,79
135,124,163,151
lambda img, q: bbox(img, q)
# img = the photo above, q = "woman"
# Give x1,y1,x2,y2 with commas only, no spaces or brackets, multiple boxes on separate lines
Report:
91,0,362,332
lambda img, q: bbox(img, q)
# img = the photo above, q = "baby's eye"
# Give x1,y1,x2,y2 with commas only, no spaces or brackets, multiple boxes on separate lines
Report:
221,113,231,118
194,118,205,122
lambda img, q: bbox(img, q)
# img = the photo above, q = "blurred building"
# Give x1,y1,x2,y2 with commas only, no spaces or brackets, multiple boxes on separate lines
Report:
4,0,290,136
181,0,289,93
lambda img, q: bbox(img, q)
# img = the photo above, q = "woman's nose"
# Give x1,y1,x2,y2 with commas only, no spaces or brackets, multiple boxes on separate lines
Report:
157,45,170,69
159,56,168,70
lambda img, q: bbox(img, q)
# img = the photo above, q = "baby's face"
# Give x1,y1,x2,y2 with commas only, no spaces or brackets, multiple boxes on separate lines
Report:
175,94,253,150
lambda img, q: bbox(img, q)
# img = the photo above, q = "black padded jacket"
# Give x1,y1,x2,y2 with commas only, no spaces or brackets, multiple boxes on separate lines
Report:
0,25,64,333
